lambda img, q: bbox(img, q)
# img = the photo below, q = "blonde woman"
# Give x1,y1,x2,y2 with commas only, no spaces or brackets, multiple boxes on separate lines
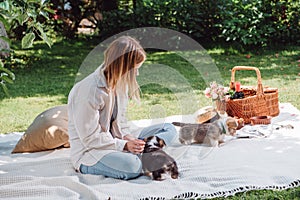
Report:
68,36,177,180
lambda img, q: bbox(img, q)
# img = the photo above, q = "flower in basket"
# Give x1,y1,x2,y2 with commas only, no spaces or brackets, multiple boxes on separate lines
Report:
204,81,229,101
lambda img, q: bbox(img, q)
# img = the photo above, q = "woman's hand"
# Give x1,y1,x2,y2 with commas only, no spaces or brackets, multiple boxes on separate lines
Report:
124,139,145,154
123,134,136,141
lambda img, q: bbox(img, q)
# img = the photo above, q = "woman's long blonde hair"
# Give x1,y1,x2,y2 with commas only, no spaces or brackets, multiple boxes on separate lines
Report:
103,36,146,101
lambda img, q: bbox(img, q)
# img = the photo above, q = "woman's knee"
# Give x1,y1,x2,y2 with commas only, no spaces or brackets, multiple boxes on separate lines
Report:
163,123,176,132
103,153,142,174
139,123,177,146
85,153,143,180
122,155,142,174
116,155,142,180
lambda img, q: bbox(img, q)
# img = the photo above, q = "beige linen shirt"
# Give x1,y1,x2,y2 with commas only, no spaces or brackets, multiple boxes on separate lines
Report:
68,66,131,170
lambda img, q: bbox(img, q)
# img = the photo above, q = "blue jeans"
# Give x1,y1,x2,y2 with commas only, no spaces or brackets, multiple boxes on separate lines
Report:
79,123,177,180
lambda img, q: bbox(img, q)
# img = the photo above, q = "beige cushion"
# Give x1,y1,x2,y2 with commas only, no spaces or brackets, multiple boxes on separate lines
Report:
12,105,69,153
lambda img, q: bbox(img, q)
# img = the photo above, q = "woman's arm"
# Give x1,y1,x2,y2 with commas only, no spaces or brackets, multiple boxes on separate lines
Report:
69,86,127,152
116,87,132,137
123,134,136,141
114,86,145,153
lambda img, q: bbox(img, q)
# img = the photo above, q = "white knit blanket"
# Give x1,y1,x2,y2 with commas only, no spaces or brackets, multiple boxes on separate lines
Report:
1,103,300,200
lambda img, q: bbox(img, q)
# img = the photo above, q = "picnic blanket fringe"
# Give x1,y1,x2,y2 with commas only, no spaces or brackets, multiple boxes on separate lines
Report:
140,179,300,200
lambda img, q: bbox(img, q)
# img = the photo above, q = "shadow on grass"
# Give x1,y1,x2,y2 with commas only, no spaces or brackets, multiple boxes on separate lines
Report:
1,37,299,104
0,37,102,102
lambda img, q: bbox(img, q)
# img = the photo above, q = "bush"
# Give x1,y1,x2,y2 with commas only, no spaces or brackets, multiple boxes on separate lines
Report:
215,0,274,46
98,0,219,42
216,0,300,46
98,0,300,47
268,0,300,44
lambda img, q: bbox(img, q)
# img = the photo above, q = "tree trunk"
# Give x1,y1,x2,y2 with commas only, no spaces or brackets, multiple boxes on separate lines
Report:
102,0,118,11
133,0,137,11
0,22,10,57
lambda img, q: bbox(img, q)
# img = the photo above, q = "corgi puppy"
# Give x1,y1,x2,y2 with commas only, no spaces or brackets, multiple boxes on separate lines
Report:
173,117,239,146
141,136,179,181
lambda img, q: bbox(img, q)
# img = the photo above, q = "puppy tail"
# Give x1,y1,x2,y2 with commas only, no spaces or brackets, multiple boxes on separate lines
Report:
172,122,191,127
143,171,152,177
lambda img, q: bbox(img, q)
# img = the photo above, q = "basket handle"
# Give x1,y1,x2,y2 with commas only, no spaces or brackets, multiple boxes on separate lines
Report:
229,66,264,96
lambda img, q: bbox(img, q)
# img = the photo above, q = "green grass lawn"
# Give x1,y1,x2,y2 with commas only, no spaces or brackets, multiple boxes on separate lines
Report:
0,38,300,199
1,38,299,134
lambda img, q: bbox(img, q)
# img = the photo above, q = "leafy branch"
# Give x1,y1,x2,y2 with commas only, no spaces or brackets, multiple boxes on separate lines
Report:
0,0,54,95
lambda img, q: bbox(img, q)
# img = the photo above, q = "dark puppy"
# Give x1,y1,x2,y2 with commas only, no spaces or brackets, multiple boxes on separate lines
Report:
141,136,179,181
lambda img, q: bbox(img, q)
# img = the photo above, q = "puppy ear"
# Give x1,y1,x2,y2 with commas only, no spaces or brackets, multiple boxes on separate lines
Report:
144,136,153,142
226,118,238,128
237,118,245,130
158,138,166,148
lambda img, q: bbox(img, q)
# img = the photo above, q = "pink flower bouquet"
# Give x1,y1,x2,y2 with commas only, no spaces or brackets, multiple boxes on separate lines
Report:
204,81,229,101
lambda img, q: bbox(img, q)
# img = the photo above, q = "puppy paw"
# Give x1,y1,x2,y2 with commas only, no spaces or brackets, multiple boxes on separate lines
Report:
218,140,227,147
143,171,152,177
171,173,179,179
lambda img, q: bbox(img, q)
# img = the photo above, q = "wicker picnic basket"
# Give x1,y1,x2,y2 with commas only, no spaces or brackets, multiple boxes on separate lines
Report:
226,66,279,124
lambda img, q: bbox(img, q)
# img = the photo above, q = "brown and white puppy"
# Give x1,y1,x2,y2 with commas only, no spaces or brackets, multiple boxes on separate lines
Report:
172,117,239,147
141,136,179,181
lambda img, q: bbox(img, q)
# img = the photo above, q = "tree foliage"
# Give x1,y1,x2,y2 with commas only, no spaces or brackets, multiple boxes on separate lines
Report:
1,0,53,48
99,0,220,41
97,0,299,46
0,0,54,95
46,0,300,46
216,0,300,46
